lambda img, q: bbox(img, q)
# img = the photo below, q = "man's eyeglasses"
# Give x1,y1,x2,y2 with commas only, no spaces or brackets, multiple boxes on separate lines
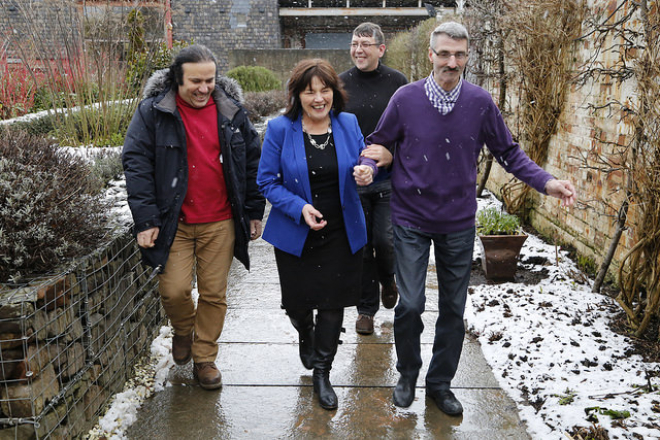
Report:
350,42,380,49
431,48,467,61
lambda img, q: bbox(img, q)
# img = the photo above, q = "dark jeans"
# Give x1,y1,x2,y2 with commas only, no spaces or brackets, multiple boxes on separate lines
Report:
357,180,395,316
392,224,475,392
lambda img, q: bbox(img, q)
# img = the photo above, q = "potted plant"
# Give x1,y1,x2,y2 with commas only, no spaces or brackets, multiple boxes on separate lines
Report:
476,207,527,281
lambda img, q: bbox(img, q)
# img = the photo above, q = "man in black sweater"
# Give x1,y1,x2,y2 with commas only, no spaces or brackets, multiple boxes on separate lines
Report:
340,22,408,335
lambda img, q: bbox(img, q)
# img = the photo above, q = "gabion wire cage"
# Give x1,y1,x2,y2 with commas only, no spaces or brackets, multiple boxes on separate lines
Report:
0,232,165,439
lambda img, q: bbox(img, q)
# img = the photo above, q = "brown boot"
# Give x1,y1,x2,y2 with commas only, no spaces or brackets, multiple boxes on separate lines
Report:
355,314,374,335
172,333,192,365
193,362,223,390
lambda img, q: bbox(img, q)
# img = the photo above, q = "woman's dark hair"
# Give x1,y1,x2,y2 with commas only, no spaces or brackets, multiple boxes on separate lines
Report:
169,44,218,86
284,58,347,120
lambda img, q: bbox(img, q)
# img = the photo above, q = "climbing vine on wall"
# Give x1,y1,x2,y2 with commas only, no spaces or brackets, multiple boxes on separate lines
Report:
574,0,660,338
464,0,508,197
500,0,584,221
616,0,660,338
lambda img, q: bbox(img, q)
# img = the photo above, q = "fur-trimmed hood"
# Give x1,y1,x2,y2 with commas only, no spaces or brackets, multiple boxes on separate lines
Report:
142,68,244,104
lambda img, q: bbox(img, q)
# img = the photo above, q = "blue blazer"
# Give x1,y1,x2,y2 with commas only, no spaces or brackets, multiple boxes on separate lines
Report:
257,112,375,257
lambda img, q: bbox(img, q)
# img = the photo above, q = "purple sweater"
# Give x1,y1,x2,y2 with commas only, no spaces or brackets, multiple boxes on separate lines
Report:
367,79,554,234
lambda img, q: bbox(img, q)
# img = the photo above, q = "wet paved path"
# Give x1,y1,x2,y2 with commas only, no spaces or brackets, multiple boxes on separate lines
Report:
126,215,531,439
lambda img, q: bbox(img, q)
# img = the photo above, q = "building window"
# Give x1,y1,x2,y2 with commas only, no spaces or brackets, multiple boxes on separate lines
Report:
230,0,250,29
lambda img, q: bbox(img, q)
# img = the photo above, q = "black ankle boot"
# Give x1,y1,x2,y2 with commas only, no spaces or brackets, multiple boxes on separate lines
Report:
313,368,337,410
311,308,344,410
287,310,315,369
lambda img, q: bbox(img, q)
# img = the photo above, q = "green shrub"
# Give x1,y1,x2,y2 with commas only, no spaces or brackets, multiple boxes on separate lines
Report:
226,66,281,93
242,90,287,122
53,102,134,147
577,255,598,276
89,148,123,185
386,30,414,80
32,81,101,112
0,129,109,283
2,101,133,147
126,39,193,95
386,18,455,82
476,207,522,235
4,113,58,137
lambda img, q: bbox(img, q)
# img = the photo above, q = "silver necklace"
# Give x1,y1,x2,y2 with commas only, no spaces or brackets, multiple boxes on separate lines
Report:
303,121,332,150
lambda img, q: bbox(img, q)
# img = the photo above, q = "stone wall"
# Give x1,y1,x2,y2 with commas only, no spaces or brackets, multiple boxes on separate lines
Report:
171,0,281,73
0,232,165,439
0,0,81,61
1,1,165,62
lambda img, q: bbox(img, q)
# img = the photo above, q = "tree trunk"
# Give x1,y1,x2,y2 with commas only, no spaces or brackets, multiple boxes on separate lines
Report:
592,195,630,293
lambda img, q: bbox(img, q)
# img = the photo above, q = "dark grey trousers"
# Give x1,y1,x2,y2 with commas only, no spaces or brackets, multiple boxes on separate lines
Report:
392,224,475,392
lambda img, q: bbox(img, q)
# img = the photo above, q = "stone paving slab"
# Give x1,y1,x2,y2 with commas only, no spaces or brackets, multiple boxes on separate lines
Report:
161,339,498,389
222,308,444,344
127,385,527,440
125,234,530,440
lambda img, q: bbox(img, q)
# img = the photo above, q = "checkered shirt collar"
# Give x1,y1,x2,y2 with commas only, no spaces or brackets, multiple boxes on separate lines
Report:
424,75,462,115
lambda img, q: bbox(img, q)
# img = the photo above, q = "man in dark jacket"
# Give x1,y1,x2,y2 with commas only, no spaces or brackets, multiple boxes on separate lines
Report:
339,22,408,335
122,45,265,390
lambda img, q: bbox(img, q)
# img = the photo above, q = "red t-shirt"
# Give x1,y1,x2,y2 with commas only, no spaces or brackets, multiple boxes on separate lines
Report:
175,94,232,224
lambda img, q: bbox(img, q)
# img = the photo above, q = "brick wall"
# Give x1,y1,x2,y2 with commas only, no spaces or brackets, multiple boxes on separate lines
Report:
1,1,164,62
481,3,642,274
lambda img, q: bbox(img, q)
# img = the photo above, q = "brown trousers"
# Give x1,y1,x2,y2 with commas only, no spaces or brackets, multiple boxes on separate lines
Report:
158,220,235,363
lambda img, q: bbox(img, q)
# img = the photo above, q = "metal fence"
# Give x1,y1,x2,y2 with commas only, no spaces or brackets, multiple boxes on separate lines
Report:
0,231,165,439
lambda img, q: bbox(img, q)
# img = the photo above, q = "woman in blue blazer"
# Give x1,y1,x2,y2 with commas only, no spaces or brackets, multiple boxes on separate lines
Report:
257,59,376,410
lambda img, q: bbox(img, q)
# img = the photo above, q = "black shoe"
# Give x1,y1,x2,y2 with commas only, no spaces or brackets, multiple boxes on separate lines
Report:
428,389,463,416
311,309,343,410
381,280,398,309
393,375,417,408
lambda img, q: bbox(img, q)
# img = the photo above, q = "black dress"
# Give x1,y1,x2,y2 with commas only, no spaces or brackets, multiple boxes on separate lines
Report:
275,132,362,310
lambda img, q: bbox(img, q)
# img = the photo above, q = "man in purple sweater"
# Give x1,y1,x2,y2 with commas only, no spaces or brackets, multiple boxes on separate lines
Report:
368,21,576,415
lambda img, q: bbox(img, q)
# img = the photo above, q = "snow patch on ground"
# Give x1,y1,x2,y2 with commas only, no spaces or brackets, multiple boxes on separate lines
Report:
87,291,199,439
86,326,174,440
464,196,660,439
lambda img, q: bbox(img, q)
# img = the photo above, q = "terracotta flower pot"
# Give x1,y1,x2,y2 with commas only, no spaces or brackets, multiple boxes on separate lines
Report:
478,234,528,282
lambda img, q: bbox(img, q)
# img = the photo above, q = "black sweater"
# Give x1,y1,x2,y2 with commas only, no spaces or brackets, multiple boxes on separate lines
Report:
340,63,408,140
340,63,407,183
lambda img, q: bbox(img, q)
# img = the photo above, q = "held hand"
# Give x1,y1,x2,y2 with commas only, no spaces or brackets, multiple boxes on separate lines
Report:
361,144,393,167
250,220,262,240
137,227,159,248
353,164,374,186
545,179,576,207
302,204,327,231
